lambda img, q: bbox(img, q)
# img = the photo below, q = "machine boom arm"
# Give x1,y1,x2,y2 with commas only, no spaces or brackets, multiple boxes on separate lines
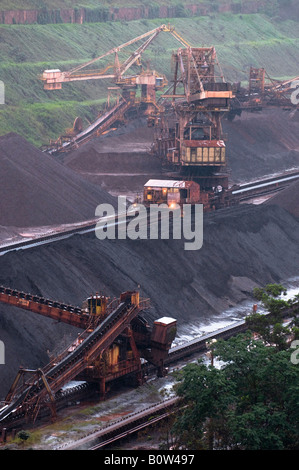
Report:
0,286,89,329
41,24,192,89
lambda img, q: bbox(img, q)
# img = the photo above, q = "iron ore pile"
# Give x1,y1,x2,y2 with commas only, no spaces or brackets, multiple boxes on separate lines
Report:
0,109,298,397
266,179,299,218
0,132,117,228
224,108,299,183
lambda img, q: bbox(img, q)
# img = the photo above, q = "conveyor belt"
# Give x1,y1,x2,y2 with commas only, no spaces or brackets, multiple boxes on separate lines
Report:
0,286,88,329
50,98,133,154
0,296,140,424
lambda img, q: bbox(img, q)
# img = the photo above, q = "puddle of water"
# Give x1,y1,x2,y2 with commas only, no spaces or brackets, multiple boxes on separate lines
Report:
174,277,299,346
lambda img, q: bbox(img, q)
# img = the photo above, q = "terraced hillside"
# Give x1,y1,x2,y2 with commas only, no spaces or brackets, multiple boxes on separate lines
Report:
0,12,298,146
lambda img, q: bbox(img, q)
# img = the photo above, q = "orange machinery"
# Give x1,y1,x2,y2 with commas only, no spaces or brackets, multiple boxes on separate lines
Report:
0,286,176,427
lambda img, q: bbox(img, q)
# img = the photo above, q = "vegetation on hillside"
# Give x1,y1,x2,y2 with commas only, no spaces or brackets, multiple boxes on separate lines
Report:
0,12,298,146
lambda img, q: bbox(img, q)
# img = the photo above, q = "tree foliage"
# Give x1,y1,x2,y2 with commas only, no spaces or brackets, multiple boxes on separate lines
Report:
168,285,299,450
246,283,299,349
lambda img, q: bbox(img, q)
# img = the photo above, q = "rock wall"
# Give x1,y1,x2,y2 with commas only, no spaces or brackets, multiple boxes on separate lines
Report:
0,2,266,25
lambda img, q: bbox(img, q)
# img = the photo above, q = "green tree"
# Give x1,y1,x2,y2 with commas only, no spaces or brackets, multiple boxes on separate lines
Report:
246,284,299,349
171,330,299,450
172,360,235,449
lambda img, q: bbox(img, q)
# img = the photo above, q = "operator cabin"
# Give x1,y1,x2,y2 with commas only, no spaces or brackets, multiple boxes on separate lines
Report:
143,179,200,207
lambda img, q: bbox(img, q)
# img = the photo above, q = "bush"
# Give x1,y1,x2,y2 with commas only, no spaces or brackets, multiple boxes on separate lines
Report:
17,430,31,442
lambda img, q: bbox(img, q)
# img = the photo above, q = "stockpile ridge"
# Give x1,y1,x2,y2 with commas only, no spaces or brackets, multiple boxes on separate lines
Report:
0,133,116,228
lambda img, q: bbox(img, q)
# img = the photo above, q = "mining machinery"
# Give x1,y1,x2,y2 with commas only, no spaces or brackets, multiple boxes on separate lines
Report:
152,45,233,195
150,57,298,199
40,24,298,208
229,67,299,117
41,24,191,154
41,24,236,207
0,286,176,429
